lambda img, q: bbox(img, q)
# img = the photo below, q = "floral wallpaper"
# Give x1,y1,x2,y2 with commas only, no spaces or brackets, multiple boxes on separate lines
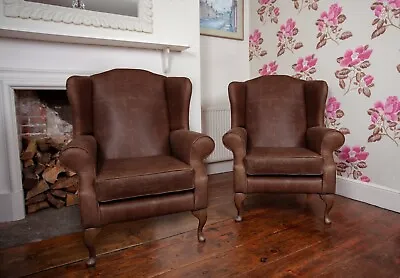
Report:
250,0,400,191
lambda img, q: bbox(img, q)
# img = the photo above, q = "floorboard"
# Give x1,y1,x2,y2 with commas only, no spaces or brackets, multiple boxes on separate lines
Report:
0,173,399,278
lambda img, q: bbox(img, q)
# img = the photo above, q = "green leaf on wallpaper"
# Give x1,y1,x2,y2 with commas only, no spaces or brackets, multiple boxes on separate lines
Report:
372,18,379,25
277,47,285,57
339,31,353,40
397,64,400,73
294,42,303,49
339,79,346,89
316,39,327,49
360,61,371,69
371,26,386,39
363,87,371,97
260,50,267,57
337,14,346,24
357,161,367,168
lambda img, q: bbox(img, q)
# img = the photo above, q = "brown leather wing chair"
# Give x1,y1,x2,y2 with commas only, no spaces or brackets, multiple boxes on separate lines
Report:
223,75,345,224
60,69,215,266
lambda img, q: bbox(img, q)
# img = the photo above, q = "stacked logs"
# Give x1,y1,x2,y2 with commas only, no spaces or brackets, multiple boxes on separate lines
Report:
20,137,79,214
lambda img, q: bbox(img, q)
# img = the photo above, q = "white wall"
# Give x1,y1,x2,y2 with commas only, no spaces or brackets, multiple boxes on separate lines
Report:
200,0,249,108
0,0,201,222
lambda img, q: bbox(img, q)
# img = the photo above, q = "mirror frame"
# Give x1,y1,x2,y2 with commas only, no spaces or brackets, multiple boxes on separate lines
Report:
3,0,153,33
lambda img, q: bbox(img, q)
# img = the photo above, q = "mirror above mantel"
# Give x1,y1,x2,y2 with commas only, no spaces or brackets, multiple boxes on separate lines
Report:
0,0,190,73
3,0,152,32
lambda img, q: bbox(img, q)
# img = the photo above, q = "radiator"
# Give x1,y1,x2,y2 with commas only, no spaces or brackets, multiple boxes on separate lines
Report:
202,107,233,163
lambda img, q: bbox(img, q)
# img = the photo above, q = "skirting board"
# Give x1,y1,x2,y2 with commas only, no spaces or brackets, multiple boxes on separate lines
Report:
336,176,400,213
207,160,233,175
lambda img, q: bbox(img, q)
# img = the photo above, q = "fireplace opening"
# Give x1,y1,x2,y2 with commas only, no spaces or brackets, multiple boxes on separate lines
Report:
15,90,80,215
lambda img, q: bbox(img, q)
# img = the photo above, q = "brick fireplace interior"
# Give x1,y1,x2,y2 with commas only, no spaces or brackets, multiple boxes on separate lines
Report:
15,89,80,215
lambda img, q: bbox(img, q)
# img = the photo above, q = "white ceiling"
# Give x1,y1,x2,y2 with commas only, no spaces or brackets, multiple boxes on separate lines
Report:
26,0,139,17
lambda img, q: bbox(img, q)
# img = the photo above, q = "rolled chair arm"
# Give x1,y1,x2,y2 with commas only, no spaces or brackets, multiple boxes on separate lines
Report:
222,127,248,193
306,127,345,156
170,130,215,210
306,126,345,194
222,127,247,163
170,130,215,165
60,135,100,228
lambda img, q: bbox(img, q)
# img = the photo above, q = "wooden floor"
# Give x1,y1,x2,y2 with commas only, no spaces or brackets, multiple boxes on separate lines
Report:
1,173,399,278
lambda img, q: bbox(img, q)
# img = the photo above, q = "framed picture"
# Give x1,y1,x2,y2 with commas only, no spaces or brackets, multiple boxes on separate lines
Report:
200,0,244,40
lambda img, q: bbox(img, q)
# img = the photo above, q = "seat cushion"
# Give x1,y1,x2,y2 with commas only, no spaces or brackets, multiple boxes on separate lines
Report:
95,156,194,202
245,147,323,175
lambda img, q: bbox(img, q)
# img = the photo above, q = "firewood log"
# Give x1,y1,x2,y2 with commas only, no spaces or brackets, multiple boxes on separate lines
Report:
21,140,37,161
47,193,65,209
25,193,47,206
27,201,50,214
36,152,52,165
66,193,79,206
37,138,51,152
34,163,46,175
51,190,67,199
51,176,79,190
42,163,65,184
23,159,35,168
26,179,49,200
22,167,39,191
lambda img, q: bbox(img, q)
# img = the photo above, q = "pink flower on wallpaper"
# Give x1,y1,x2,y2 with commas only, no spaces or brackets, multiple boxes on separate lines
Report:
249,29,267,61
367,96,400,146
249,29,262,44
259,61,278,76
315,3,352,48
339,146,369,162
335,45,374,97
324,97,351,135
320,3,342,26
326,97,341,118
340,46,373,67
292,54,317,80
389,0,400,8
371,1,400,39
257,0,279,24
277,18,303,56
335,145,370,181
292,0,319,12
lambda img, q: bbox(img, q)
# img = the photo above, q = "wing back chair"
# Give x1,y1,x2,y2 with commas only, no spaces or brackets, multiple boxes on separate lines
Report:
223,75,345,224
60,69,215,266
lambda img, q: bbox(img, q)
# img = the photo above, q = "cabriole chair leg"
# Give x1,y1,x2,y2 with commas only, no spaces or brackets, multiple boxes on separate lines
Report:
234,193,246,222
319,194,334,225
84,227,102,267
192,209,207,242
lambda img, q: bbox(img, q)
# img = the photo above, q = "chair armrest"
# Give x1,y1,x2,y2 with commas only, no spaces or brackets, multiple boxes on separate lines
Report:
60,135,100,228
170,130,215,165
170,130,215,210
60,135,97,175
222,127,247,164
306,127,345,157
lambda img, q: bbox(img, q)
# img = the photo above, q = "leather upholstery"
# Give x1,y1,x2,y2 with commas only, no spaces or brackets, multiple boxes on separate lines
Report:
245,147,323,175
60,69,214,229
224,75,345,195
96,156,194,202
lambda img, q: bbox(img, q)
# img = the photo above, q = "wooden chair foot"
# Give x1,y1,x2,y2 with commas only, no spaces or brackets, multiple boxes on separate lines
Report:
319,194,334,225
234,193,246,222
84,228,101,267
192,209,207,242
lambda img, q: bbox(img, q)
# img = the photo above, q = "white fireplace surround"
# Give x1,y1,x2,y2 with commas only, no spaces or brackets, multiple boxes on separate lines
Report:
0,67,97,222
